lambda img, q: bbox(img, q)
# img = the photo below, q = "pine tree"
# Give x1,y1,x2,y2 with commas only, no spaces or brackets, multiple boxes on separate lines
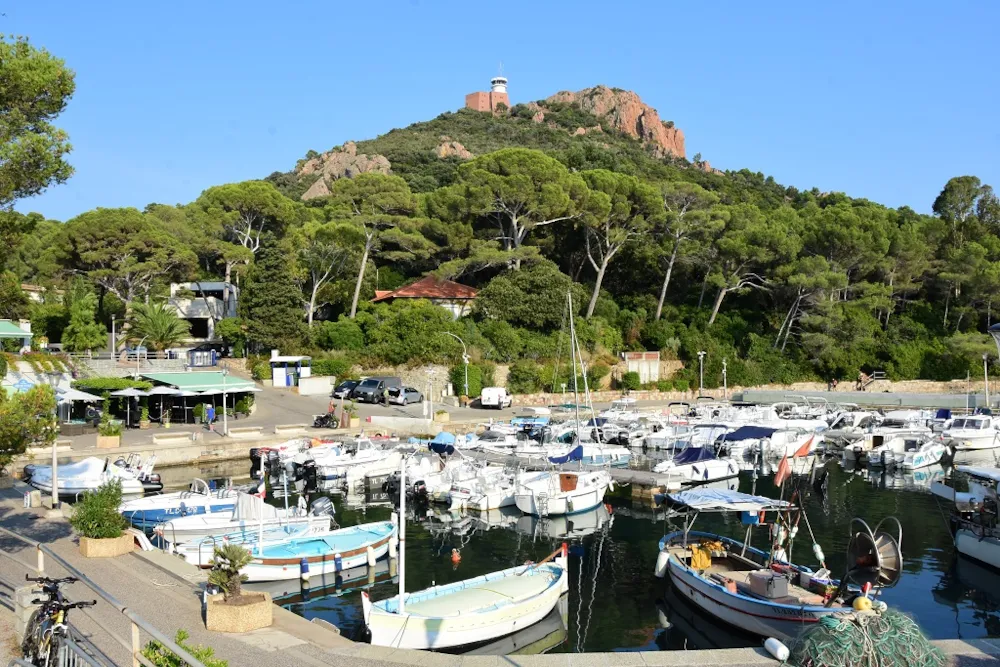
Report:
239,234,306,353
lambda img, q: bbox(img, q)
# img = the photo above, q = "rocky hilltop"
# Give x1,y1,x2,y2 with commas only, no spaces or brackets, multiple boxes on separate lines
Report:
542,86,685,159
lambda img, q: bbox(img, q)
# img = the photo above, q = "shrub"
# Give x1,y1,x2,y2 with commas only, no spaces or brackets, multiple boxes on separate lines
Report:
313,318,365,351
98,412,122,437
140,406,150,422
143,630,228,667
70,479,127,539
311,357,354,378
480,321,523,362
672,378,690,392
479,360,497,388
450,363,483,397
72,378,152,393
207,544,253,601
507,360,540,394
586,362,611,388
620,371,641,391
656,379,673,391
234,396,253,416
193,403,205,421
250,362,270,381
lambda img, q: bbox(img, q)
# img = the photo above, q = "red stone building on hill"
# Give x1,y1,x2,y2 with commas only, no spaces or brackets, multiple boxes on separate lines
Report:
372,275,479,319
465,76,510,113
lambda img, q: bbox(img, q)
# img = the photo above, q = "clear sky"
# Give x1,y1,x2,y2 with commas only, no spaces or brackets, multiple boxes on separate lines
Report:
11,1,999,221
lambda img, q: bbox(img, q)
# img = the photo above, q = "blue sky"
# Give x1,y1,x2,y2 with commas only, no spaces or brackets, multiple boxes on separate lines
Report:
11,1,999,221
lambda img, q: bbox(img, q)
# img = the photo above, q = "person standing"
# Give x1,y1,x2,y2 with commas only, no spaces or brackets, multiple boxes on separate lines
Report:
206,404,216,432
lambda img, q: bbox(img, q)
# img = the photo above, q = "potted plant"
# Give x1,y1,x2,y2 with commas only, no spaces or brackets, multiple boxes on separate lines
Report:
162,410,171,429
434,409,450,423
205,544,272,633
96,413,122,449
139,405,151,430
70,479,132,558
343,401,359,428
193,403,205,424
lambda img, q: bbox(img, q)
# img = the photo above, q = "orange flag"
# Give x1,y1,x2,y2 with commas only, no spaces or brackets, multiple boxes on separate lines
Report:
774,456,791,487
793,435,815,458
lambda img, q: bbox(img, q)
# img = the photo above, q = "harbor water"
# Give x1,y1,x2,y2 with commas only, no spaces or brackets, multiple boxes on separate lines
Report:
171,455,998,654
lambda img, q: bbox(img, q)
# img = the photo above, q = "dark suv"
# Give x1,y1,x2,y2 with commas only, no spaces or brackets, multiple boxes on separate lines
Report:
350,377,401,403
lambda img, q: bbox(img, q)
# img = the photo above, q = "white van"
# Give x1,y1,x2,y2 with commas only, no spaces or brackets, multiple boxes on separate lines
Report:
480,387,512,409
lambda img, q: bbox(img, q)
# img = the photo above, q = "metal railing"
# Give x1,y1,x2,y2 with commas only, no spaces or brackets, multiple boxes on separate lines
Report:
0,526,207,667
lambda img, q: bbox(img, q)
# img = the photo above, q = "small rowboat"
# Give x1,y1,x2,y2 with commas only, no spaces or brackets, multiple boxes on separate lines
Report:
242,520,395,582
363,544,568,649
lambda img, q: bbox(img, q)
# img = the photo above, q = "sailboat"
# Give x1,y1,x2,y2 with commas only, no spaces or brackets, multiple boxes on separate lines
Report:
362,456,570,649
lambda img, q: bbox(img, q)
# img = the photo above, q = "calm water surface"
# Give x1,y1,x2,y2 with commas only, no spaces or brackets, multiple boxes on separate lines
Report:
173,453,1000,653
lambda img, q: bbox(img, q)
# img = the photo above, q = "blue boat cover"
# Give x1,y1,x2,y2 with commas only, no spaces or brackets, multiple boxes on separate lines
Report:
429,431,457,455
548,445,583,464
935,408,952,419
512,416,550,426
668,488,790,511
716,425,777,442
585,418,608,427
672,447,717,464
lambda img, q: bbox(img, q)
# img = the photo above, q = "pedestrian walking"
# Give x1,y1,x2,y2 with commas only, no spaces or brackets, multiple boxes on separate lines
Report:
207,404,216,432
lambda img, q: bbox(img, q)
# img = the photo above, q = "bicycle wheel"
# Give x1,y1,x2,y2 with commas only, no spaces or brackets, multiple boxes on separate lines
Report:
19,608,47,664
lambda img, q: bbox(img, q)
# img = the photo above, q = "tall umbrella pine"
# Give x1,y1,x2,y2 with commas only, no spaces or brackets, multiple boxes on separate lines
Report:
239,234,307,353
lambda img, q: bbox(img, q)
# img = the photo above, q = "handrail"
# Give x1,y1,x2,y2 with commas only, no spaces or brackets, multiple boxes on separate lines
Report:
0,526,207,667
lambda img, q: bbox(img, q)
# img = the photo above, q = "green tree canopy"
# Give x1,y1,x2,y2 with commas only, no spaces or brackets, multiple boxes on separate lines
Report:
239,235,307,352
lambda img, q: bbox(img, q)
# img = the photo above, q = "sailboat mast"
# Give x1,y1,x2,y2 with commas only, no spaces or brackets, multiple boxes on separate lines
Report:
398,454,406,614
568,292,582,433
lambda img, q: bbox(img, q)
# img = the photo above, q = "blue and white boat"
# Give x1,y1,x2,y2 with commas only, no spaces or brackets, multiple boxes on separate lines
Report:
120,479,243,529
173,521,326,568
653,489,902,641
242,521,396,582
652,447,739,485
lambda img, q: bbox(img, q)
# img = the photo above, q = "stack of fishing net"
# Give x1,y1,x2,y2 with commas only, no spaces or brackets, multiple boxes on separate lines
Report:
789,609,945,667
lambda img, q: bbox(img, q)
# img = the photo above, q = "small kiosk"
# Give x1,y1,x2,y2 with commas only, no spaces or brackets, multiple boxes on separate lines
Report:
269,351,312,387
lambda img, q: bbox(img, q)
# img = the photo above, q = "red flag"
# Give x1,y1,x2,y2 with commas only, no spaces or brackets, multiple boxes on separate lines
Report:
793,435,815,458
774,456,791,487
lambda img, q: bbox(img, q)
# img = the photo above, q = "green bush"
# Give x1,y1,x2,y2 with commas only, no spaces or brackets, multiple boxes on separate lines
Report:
620,371,641,391
507,360,540,394
672,378,690,392
98,412,122,437
586,362,611,388
450,363,483,397
234,396,253,416
479,360,497,388
72,378,152,393
208,544,253,601
656,379,673,391
313,317,365,351
143,630,228,667
250,362,270,381
480,321,523,362
311,357,354,378
193,403,205,421
70,479,127,539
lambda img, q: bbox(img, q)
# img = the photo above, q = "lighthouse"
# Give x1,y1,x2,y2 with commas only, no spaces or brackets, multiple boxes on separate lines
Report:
465,75,511,113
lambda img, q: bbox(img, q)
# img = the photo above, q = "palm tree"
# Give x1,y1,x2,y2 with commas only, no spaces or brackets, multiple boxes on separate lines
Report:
129,302,190,351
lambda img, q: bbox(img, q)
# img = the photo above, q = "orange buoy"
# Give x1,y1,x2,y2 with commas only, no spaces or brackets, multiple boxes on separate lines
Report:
451,548,462,564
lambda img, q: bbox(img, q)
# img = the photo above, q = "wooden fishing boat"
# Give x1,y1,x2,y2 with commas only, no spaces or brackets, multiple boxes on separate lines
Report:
242,521,395,582
653,488,902,641
363,544,568,649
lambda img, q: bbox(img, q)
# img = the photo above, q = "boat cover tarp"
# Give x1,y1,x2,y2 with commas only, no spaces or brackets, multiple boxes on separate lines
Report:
956,466,1000,483
668,488,791,512
548,445,583,464
935,408,952,419
429,431,457,455
586,418,608,427
672,447,716,465
512,416,550,426
234,493,279,521
716,426,778,442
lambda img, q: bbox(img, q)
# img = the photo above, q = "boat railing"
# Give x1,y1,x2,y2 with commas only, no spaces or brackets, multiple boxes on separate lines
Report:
0,526,209,667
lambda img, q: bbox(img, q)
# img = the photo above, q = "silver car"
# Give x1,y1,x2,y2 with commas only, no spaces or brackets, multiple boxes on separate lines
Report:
389,387,424,405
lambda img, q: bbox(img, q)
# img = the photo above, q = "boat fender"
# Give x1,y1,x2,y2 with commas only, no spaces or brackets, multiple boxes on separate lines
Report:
367,546,376,567
451,548,461,564
389,535,398,557
764,638,789,661
333,552,343,572
812,543,825,563
300,557,310,581
789,526,799,539
654,550,669,578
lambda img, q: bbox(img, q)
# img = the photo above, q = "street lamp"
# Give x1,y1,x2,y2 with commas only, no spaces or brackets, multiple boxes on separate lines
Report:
722,358,728,401
221,366,229,436
133,335,149,379
697,351,706,395
443,332,469,398
110,317,126,357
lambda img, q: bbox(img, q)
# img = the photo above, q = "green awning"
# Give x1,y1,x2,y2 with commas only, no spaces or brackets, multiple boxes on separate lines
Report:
0,321,31,338
141,372,257,392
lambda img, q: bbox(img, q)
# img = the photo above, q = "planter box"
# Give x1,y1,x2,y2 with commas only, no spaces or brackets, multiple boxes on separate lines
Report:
206,592,272,633
344,416,360,428
79,533,133,558
139,421,151,430
434,412,450,423
96,435,120,449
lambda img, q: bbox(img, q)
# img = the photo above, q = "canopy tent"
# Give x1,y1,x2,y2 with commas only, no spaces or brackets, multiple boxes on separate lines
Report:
716,425,778,443
429,431,457,455
110,387,148,426
0,320,32,338
140,372,256,393
667,488,791,512
145,385,179,422
57,388,103,403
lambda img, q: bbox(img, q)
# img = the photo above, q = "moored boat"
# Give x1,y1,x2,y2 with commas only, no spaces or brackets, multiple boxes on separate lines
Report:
514,469,610,516
120,479,243,529
25,455,161,497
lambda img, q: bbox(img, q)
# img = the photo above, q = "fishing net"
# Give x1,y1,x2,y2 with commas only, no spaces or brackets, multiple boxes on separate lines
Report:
788,609,945,667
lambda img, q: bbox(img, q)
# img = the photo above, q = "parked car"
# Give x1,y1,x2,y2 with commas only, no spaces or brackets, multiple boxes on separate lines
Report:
480,387,513,409
332,380,360,399
350,376,402,403
389,387,423,405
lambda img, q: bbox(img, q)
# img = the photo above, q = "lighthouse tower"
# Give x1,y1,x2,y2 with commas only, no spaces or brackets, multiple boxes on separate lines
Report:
465,75,511,113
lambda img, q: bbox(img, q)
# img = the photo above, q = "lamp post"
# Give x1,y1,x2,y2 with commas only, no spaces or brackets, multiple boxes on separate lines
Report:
221,366,229,436
443,332,469,398
984,353,991,409
132,335,149,379
988,324,1000,409
110,317,126,357
697,351,706,395
722,358,728,401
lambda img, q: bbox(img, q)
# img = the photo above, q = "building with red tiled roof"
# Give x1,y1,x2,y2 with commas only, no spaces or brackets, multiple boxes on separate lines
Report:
371,275,479,319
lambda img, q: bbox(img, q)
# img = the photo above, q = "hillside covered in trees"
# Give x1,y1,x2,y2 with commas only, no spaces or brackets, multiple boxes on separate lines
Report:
4,72,1000,391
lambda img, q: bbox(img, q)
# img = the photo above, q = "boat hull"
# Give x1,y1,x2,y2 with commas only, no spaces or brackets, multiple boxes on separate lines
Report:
955,528,1000,569
949,435,1000,451
514,485,606,516
242,522,395,582
364,559,568,649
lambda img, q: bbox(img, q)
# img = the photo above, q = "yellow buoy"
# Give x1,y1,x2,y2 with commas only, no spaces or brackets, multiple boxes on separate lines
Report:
853,596,873,612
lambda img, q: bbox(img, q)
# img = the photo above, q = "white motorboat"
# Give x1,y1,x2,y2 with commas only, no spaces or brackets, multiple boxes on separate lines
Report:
470,429,532,453
933,466,1000,568
514,469,610,516
880,438,948,470
363,544,568,649
120,479,243,529
652,447,739,485
416,459,483,503
25,455,162,497
289,437,395,480
511,442,632,468
448,466,516,511
941,415,1000,451
642,424,694,450
154,494,335,545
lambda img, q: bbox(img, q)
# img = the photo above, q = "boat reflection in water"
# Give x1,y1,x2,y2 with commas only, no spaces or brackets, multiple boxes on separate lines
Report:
245,559,396,605
933,555,1000,639
845,462,946,493
515,503,612,540
655,581,757,651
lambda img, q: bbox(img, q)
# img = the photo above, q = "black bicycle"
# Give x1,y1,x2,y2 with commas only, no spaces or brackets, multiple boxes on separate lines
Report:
20,574,96,667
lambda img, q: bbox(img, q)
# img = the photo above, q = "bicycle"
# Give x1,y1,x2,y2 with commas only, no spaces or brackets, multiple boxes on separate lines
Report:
20,574,97,667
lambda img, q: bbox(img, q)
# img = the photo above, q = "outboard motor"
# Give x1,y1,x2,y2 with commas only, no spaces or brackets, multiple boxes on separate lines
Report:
249,448,263,478
141,474,163,494
301,460,318,494
265,449,283,480
308,496,335,517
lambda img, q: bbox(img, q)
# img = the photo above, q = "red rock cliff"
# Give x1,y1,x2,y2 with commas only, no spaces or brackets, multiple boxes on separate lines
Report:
546,86,685,159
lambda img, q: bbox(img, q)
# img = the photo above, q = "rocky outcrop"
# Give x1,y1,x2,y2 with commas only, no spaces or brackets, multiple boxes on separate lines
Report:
546,86,685,159
297,141,391,200
572,125,603,136
435,136,473,160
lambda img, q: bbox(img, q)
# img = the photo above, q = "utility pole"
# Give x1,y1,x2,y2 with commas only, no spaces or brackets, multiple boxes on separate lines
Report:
722,358,728,401
697,351,706,395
